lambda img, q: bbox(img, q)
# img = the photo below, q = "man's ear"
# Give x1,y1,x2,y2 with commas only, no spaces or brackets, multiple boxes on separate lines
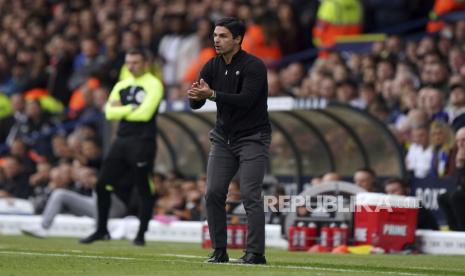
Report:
234,35,243,45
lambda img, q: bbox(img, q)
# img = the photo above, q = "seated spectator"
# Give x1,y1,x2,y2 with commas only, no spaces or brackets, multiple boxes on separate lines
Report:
336,80,357,105
29,160,52,214
379,79,404,125
9,138,35,174
66,133,83,159
384,178,439,230
7,99,62,157
50,134,73,163
353,167,378,192
419,87,449,123
155,181,185,219
267,70,287,97
351,82,377,110
68,36,106,91
368,100,390,123
318,76,337,101
0,155,32,199
422,61,449,90
74,138,102,169
406,125,433,178
321,171,341,183
179,178,202,221
448,84,465,130
446,84,465,124
428,121,455,177
279,62,305,96
185,189,203,221
31,161,74,210
21,166,127,238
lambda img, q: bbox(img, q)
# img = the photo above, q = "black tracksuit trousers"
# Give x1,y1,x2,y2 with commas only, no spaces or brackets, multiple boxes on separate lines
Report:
95,136,156,236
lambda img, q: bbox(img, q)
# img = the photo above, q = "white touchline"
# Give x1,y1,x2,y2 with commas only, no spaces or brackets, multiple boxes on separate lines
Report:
157,254,423,276
159,254,207,259
0,251,135,260
0,251,445,275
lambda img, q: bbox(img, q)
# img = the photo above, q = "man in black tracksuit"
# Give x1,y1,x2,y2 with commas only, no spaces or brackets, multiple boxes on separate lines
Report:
80,48,164,246
188,17,271,264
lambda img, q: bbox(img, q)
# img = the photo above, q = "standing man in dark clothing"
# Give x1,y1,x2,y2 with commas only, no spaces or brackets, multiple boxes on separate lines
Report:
439,127,465,231
188,17,271,265
80,48,164,246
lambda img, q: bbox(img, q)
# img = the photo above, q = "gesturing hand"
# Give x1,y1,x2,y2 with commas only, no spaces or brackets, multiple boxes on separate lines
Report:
187,79,213,101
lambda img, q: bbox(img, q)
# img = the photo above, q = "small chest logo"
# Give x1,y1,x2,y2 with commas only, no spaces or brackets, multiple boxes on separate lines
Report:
120,85,146,105
135,90,145,103
236,71,240,76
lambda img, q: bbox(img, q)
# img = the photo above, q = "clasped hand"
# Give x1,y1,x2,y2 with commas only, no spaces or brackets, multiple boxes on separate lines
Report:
187,79,213,101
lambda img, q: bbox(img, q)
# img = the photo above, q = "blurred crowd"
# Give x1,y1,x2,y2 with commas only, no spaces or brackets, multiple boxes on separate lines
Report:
0,0,465,226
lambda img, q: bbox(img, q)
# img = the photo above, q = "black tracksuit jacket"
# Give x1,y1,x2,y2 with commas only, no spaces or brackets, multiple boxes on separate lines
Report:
189,49,271,143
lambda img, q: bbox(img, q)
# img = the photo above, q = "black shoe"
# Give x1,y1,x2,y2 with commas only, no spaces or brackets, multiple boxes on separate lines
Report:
79,231,110,244
133,235,145,246
233,252,266,265
207,248,229,263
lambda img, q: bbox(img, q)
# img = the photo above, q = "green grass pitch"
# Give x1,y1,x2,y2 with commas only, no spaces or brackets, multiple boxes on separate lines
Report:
0,235,464,275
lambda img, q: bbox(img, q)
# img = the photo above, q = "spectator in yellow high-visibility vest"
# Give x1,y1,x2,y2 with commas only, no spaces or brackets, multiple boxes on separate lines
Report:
312,0,363,56
0,93,12,119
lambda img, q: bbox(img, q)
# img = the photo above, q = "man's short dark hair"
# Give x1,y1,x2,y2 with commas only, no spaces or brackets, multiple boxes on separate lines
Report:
356,167,377,178
450,83,465,92
384,178,409,194
384,178,408,188
126,48,149,60
215,17,246,44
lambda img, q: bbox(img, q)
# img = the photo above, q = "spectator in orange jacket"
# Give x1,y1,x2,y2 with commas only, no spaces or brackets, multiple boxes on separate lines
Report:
427,0,465,33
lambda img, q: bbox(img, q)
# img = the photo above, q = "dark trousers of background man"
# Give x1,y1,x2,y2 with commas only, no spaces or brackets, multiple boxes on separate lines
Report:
205,129,271,254
438,187,465,231
95,136,156,236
